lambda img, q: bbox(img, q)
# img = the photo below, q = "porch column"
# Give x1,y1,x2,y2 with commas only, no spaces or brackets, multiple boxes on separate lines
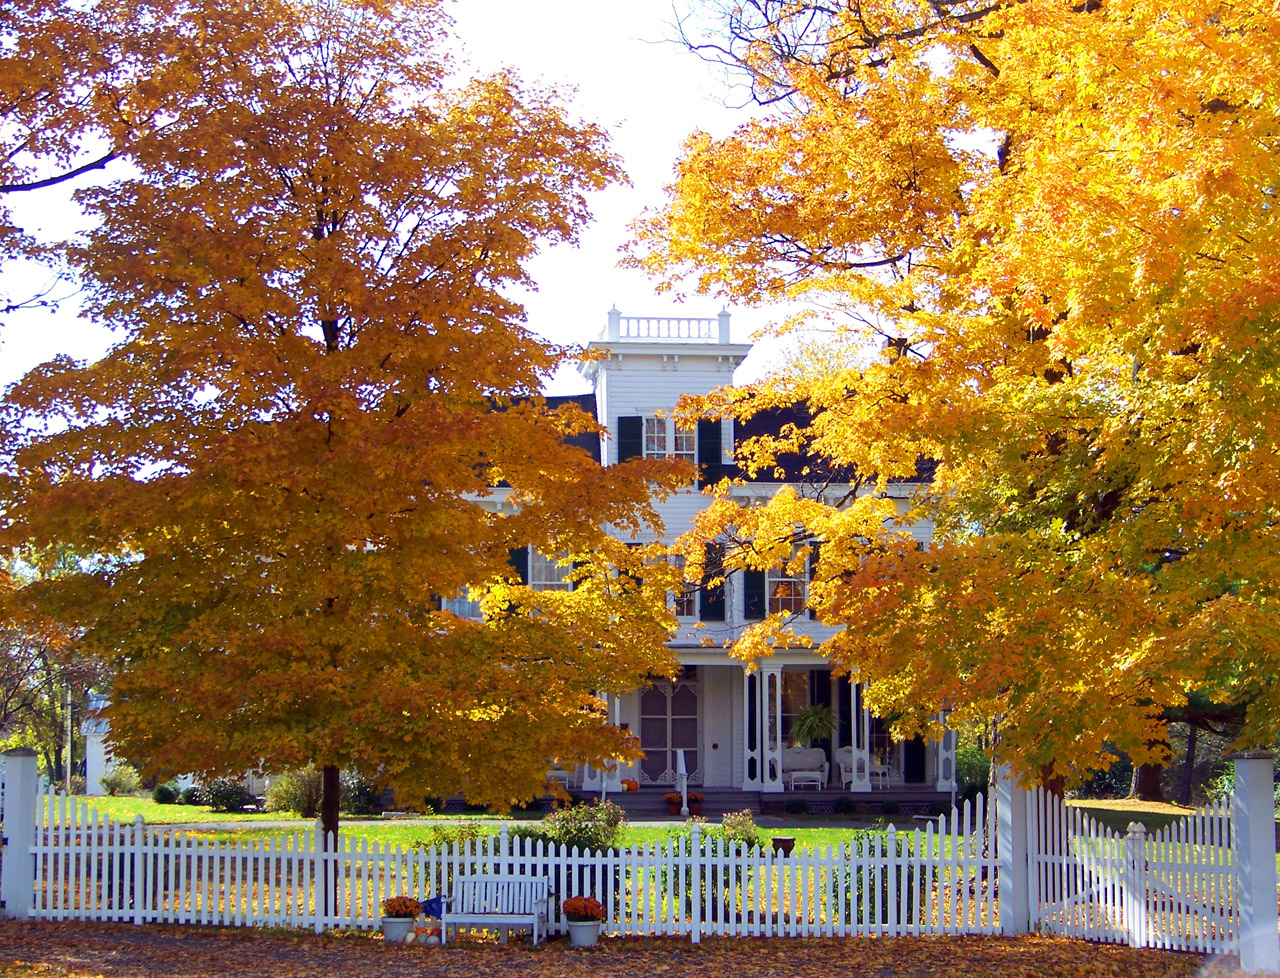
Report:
848,682,871,792
760,665,784,792
935,710,957,792
741,667,761,789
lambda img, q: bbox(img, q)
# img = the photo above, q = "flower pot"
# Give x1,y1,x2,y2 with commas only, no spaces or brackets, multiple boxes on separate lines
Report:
566,919,601,947
688,802,703,816
666,802,680,815
771,836,796,857
381,917,416,942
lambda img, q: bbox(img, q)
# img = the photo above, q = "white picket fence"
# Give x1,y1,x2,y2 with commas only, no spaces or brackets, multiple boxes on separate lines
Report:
1028,788,1237,955
22,784,1000,937
4,750,1274,966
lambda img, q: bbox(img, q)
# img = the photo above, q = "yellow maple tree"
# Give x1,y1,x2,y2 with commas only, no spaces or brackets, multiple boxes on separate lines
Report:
637,0,1280,782
1,0,685,832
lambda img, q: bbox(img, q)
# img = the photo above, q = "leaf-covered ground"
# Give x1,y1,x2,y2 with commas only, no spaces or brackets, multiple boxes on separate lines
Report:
0,921,1264,978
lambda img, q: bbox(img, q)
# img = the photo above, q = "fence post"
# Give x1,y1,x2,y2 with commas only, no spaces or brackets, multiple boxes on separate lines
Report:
690,821,701,944
1233,751,1279,973
0,747,38,920
1123,822,1147,948
995,765,1030,935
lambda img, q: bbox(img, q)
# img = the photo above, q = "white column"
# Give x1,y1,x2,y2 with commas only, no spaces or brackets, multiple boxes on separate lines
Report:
1,747,38,920
717,309,731,344
760,665,784,793
1234,751,1280,973
996,765,1031,935
935,711,957,792
849,682,871,793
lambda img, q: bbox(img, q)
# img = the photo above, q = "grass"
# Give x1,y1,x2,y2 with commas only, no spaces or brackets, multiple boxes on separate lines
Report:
1066,797,1203,834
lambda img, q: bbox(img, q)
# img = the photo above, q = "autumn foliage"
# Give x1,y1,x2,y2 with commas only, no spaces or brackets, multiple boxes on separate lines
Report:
637,0,1280,780
0,0,683,823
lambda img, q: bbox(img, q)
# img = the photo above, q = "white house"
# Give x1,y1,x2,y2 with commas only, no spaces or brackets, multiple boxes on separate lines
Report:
524,309,956,806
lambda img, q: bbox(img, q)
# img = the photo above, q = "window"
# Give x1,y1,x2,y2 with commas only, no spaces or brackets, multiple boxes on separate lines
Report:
673,426,695,462
644,417,668,458
442,591,483,619
766,554,807,615
670,556,697,618
529,550,572,591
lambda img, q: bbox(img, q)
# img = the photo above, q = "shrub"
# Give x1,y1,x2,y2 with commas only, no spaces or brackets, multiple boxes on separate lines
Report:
1076,747,1134,799
881,800,900,816
955,742,991,802
265,766,323,818
718,809,761,850
340,770,380,815
540,799,625,853
411,823,487,851
100,764,142,797
68,774,86,795
180,785,204,806
205,777,254,813
152,782,180,805
783,798,809,815
833,796,858,816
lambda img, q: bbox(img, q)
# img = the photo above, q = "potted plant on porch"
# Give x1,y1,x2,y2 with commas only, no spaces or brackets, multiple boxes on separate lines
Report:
380,894,421,942
662,791,704,816
790,704,837,747
563,895,606,946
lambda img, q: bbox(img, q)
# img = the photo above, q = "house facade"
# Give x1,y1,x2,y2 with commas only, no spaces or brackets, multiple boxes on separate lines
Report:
564,309,956,799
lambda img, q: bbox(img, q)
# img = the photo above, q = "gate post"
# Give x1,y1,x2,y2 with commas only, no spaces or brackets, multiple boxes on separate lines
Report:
1123,822,1148,948
1,747,39,920
995,765,1030,935
1233,751,1279,974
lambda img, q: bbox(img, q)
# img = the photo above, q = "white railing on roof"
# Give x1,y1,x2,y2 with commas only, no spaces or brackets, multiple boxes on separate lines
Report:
605,308,732,344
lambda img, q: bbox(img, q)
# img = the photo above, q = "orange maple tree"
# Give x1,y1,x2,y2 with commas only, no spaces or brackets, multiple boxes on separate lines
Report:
1,0,684,832
637,0,1280,782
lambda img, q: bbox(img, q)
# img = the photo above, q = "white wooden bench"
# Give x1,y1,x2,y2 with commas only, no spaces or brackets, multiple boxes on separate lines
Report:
440,875,552,946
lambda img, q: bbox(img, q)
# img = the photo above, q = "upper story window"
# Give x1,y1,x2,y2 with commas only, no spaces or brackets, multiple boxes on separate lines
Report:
529,549,573,592
442,591,483,619
644,417,668,458
767,559,807,615
670,556,697,618
673,426,695,462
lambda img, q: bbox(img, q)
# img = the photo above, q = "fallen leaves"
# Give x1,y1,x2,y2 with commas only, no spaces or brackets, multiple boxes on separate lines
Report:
0,921,1266,978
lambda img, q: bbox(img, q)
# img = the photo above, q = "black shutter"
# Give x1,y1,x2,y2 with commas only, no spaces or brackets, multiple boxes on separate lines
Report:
807,541,821,620
743,568,767,620
508,546,529,584
572,558,587,591
697,419,722,488
617,415,643,463
699,541,725,622
622,542,643,592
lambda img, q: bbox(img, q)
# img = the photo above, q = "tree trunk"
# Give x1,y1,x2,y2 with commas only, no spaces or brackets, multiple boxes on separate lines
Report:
321,763,340,918
1131,762,1165,802
1179,724,1197,806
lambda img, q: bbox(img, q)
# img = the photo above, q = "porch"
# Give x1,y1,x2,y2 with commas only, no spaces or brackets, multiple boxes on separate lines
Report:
571,785,954,820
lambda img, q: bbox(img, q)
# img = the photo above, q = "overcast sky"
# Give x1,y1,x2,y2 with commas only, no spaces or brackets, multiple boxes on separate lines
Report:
1,0,792,396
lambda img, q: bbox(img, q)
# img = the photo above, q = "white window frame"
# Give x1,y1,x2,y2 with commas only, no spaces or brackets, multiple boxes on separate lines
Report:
767,551,808,615
530,549,573,592
441,590,484,619
643,415,697,462
670,555,697,619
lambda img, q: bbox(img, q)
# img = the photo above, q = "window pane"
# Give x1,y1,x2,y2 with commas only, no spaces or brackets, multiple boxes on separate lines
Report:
673,426,695,460
530,550,572,591
442,591,482,619
644,416,668,457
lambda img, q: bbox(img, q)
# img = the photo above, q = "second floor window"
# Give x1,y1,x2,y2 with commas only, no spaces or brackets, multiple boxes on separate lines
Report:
670,556,697,617
442,591,483,619
530,550,573,591
644,417,668,457
767,557,807,615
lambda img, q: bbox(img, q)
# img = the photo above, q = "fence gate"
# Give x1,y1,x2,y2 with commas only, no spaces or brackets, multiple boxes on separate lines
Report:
1027,788,1237,955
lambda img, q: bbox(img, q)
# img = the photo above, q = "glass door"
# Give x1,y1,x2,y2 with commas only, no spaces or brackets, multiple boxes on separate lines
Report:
638,667,700,784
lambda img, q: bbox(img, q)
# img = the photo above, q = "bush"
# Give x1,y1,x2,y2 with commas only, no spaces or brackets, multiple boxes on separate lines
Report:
718,809,762,850
340,770,380,815
540,799,625,853
411,823,487,851
783,798,809,815
833,796,858,816
152,782,180,805
204,777,254,813
265,766,323,818
955,742,991,802
1076,747,1134,799
68,774,86,795
180,785,204,806
100,764,142,797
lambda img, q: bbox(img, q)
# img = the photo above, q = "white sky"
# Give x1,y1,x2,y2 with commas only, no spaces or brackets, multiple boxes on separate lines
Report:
0,0,795,397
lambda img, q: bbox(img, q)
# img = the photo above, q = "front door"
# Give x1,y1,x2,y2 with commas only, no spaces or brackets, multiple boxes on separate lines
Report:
639,668,700,785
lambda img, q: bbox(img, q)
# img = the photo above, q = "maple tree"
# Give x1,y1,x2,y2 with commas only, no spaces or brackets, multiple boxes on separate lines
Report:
0,0,684,834
639,0,1280,783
